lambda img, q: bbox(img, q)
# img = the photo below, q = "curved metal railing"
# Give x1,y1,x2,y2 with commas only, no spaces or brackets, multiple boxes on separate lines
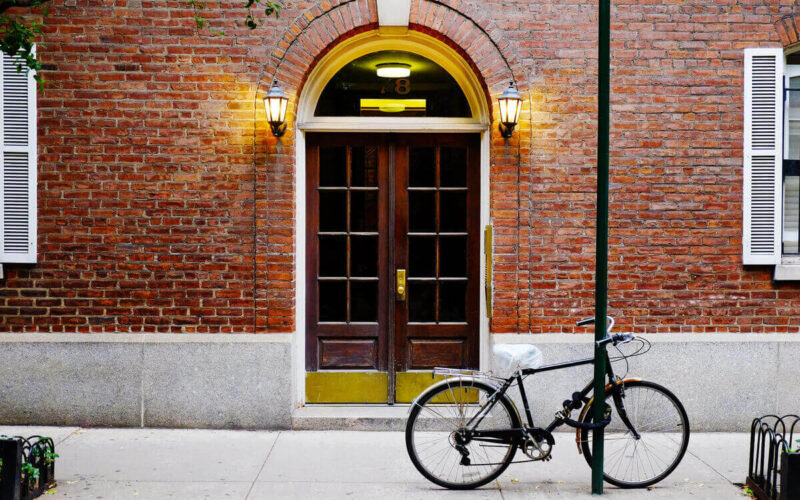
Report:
747,415,800,500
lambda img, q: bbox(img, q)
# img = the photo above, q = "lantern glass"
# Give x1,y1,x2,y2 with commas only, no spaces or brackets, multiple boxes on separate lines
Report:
499,94,521,125
498,82,522,138
264,80,289,137
265,95,288,125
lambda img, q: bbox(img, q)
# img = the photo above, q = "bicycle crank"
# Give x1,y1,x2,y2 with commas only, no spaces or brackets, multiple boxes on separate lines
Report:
522,428,555,461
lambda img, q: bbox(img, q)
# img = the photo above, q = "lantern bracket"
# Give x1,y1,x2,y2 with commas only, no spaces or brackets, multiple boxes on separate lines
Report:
270,122,287,137
499,122,515,138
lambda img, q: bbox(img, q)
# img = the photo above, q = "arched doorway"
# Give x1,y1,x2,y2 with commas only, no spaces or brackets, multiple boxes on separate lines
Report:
295,30,491,404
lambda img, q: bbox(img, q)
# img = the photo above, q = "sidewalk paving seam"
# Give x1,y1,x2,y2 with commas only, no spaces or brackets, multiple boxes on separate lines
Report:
686,448,737,486
54,428,82,447
245,430,282,500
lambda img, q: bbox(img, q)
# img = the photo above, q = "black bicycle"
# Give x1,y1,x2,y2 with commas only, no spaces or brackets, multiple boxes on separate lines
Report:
405,317,690,490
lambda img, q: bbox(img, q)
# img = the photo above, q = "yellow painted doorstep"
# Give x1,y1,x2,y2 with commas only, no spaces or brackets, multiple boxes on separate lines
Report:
305,371,478,403
306,372,388,403
395,372,478,404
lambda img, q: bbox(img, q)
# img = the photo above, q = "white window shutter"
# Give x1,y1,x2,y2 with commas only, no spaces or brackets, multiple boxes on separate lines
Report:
743,48,783,265
0,49,37,263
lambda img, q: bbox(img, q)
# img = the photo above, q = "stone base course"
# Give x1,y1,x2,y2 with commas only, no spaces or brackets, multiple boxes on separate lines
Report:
0,333,794,431
495,333,800,432
0,334,292,429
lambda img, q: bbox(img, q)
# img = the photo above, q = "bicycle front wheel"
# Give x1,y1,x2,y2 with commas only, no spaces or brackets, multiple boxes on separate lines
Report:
579,380,690,488
405,378,520,490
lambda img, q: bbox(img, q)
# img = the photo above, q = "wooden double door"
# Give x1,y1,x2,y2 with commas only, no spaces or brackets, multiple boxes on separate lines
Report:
305,133,480,403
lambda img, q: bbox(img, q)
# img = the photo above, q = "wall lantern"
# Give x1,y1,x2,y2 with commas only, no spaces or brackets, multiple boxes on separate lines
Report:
498,81,522,138
264,79,289,137
376,63,411,78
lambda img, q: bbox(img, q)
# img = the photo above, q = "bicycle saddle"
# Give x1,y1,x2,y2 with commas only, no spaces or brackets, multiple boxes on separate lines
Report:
493,344,543,376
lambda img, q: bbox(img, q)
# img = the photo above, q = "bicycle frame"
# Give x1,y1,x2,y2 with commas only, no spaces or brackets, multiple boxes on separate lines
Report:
461,350,628,445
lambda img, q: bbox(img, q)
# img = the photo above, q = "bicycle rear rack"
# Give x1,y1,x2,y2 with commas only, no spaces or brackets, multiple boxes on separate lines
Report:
432,367,504,381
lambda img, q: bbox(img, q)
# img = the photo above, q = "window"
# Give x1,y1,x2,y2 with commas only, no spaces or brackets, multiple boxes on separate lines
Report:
314,50,471,118
0,50,37,264
742,48,800,277
783,61,800,254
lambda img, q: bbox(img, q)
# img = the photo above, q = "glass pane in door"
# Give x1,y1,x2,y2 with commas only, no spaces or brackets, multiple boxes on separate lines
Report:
351,146,378,187
407,145,469,324
318,145,380,323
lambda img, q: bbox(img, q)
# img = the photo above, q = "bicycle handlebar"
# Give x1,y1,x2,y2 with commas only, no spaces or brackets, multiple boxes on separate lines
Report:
595,333,634,348
575,316,632,348
576,316,615,333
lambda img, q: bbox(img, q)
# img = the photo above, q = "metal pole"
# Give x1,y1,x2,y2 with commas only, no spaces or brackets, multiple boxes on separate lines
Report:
592,0,611,494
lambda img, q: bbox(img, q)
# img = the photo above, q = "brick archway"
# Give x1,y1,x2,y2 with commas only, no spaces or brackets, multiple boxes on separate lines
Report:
259,0,528,131
265,0,527,95
776,14,800,49
256,0,532,335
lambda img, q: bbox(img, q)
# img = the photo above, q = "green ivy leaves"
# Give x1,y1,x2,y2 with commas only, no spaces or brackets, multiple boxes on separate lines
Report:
190,0,281,34
0,8,45,87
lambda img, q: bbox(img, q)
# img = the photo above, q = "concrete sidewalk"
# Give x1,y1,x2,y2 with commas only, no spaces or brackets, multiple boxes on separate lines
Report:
0,426,749,499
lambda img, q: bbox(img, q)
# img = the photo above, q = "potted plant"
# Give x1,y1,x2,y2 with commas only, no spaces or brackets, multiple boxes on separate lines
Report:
0,436,57,500
780,439,799,500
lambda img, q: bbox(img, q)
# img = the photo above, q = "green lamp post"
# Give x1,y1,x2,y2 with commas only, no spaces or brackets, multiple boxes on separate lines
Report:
592,0,611,495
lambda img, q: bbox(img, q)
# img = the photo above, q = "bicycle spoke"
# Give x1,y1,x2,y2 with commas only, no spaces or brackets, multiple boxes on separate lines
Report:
407,380,516,488
583,382,689,488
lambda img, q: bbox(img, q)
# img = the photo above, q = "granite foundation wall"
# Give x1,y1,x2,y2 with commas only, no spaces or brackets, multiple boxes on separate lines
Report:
493,334,800,431
0,334,293,429
0,333,795,431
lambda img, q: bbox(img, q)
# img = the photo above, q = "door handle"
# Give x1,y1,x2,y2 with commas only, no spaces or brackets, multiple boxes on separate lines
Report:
396,269,407,301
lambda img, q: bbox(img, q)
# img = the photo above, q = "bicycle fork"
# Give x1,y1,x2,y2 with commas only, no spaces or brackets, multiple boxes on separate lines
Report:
611,388,641,440
603,357,642,439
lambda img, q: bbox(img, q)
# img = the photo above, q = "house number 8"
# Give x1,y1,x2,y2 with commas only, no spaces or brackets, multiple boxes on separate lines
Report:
395,79,410,95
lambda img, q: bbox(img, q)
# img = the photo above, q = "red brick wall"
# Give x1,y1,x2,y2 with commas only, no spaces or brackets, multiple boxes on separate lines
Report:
0,0,797,333
520,0,798,333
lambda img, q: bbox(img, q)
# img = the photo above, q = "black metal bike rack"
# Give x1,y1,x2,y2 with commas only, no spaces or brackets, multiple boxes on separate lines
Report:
0,435,56,500
747,415,800,500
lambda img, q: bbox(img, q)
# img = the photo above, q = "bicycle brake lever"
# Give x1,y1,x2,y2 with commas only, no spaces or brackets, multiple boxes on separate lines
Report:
617,334,635,344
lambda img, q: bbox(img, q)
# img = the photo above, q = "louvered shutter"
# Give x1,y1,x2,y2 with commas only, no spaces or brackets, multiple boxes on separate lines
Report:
0,50,36,263
743,48,783,265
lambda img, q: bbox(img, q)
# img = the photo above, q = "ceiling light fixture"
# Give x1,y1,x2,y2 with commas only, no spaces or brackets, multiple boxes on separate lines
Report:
379,102,406,113
376,63,411,78
360,99,426,115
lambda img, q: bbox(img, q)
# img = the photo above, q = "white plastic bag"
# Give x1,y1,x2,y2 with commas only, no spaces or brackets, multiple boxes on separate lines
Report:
492,344,543,377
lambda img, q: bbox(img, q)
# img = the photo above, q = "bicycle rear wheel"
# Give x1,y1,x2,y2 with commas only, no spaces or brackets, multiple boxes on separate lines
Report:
405,378,520,489
579,380,690,488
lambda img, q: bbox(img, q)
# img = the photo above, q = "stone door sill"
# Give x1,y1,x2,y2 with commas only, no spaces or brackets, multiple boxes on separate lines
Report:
292,405,411,431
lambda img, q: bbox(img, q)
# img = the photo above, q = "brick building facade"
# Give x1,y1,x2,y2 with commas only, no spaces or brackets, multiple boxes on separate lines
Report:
1,0,797,334
0,0,798,426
